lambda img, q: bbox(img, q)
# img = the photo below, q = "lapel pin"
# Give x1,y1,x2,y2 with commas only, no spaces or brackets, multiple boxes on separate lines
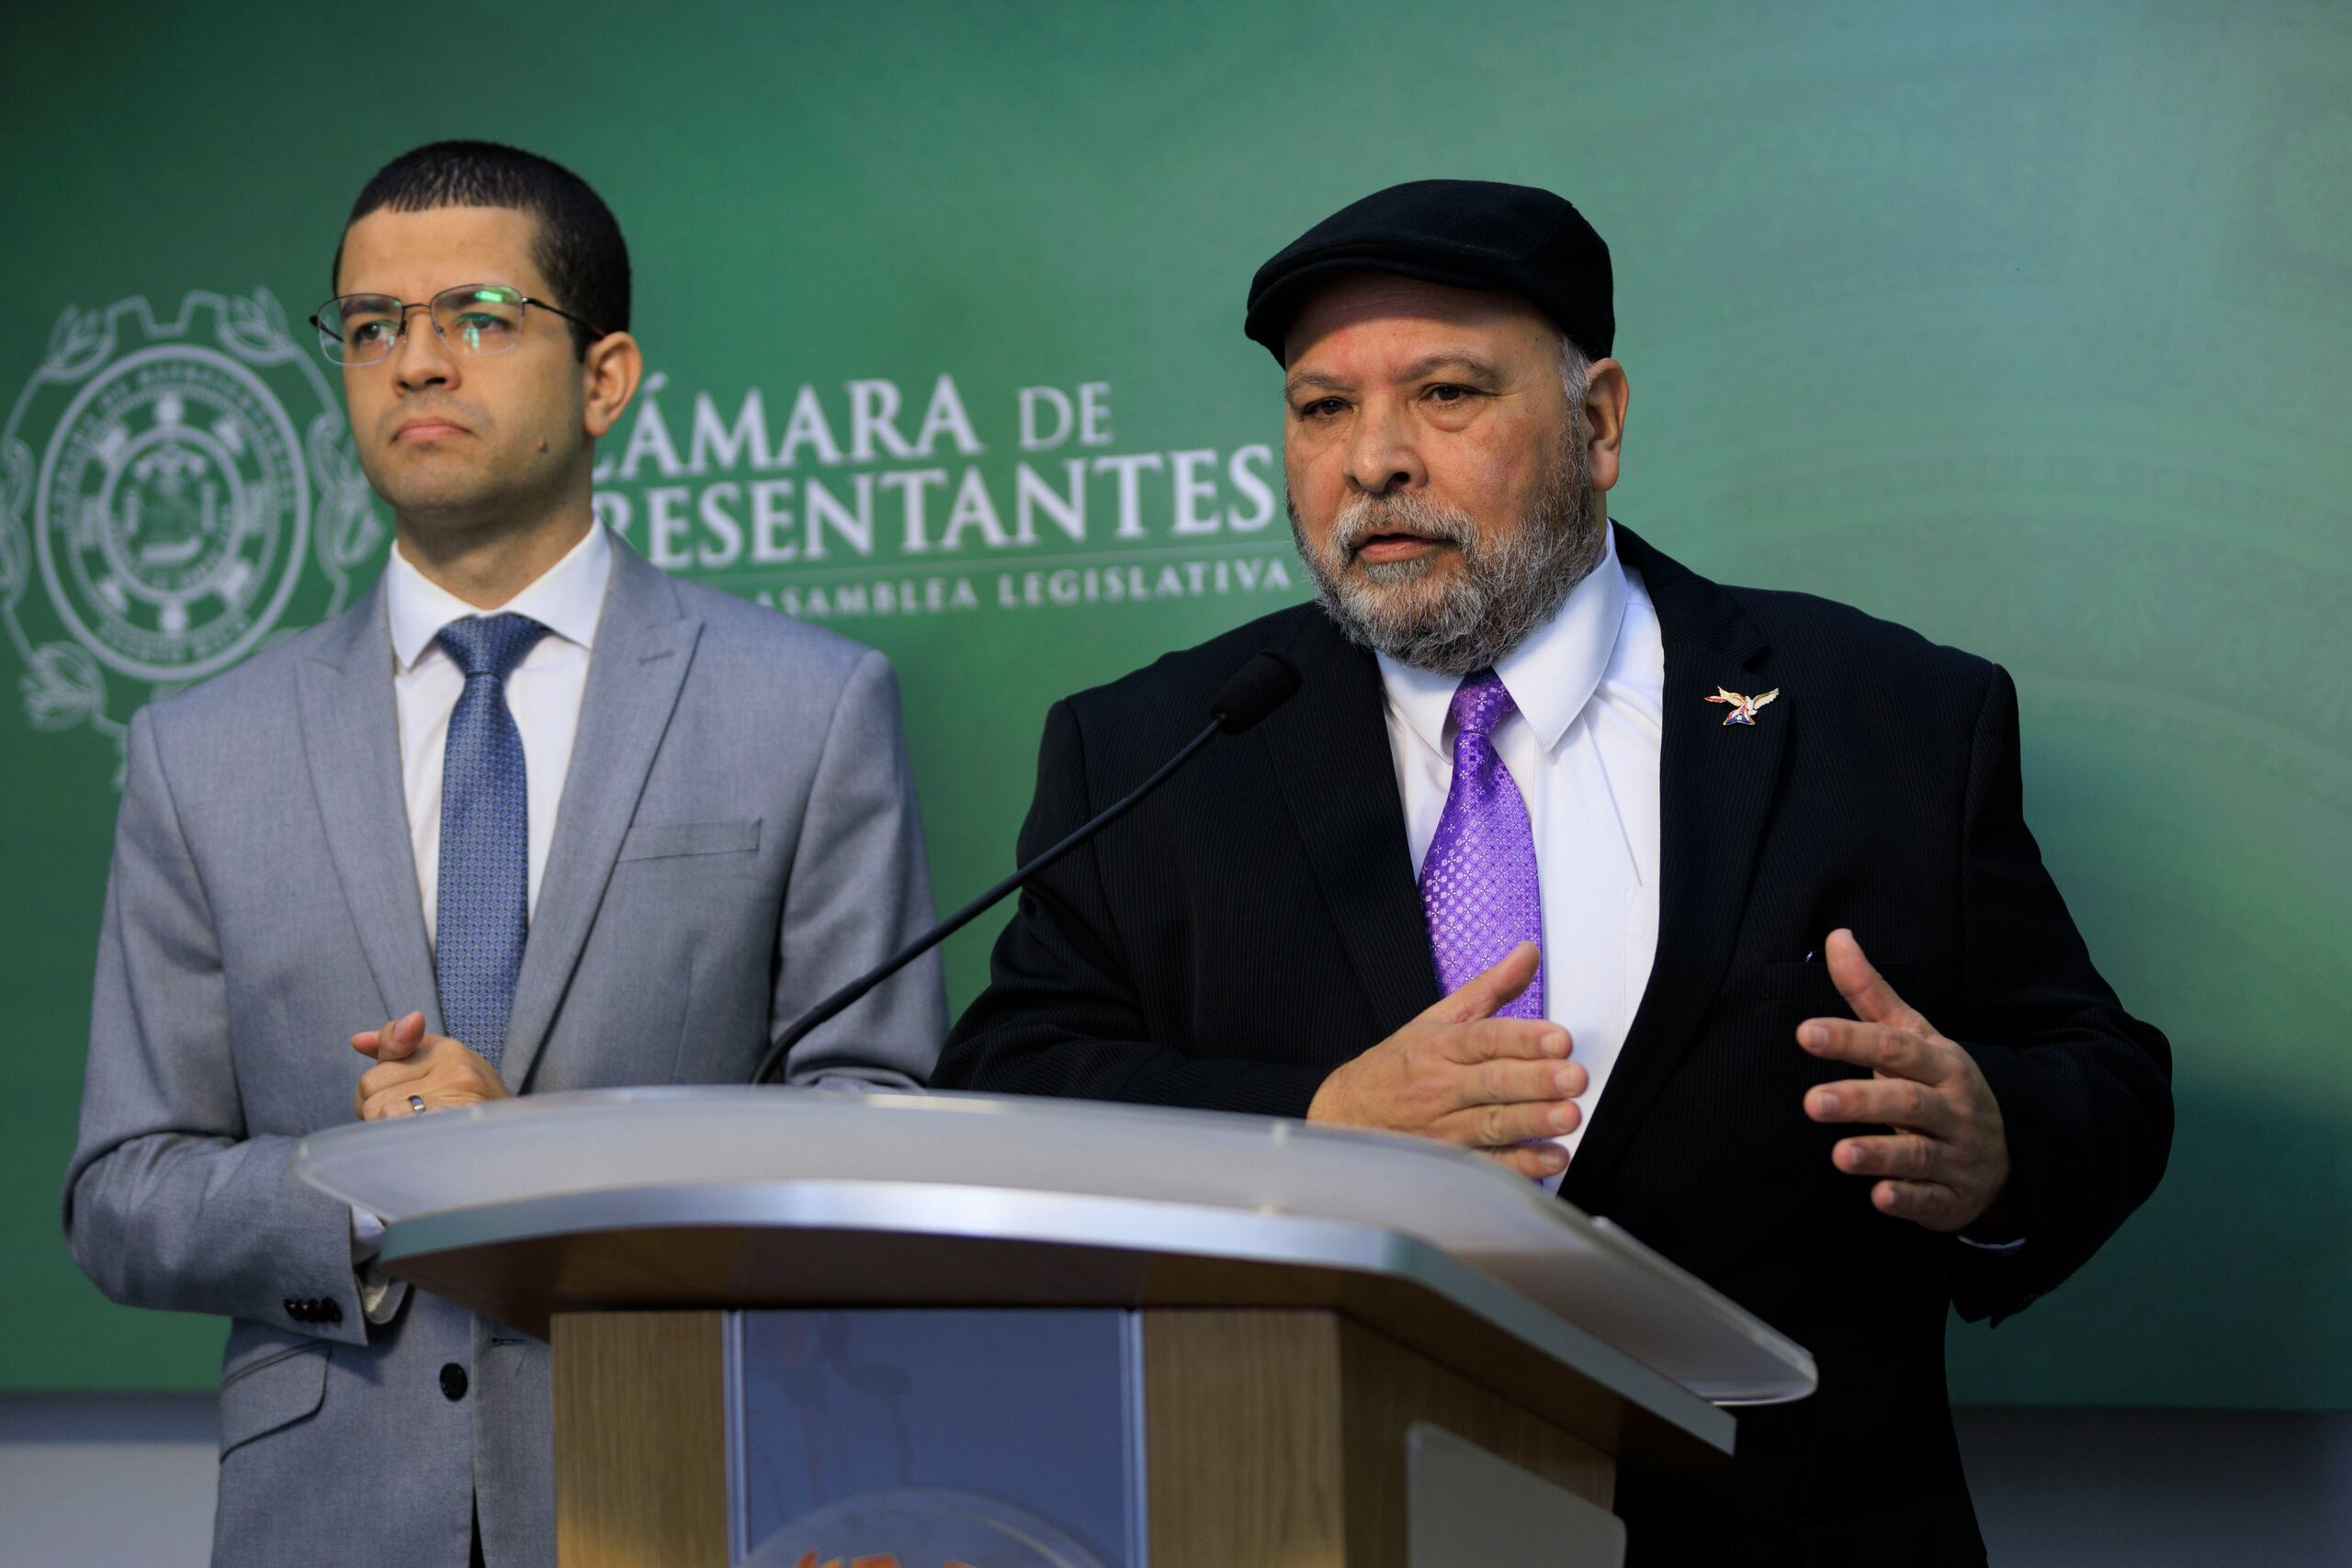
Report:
1705,686,1780,726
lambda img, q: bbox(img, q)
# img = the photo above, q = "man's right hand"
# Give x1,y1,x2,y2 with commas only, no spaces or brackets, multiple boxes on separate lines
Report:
349,1010,512,1120
1306,942,1585,1179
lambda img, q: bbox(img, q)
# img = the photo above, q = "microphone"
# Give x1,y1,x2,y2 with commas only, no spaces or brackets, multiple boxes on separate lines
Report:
750,649,1304,1086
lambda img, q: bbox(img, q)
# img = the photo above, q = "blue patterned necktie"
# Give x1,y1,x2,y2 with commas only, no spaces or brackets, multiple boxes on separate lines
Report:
1418,668,1545,1018
433,613,548,1069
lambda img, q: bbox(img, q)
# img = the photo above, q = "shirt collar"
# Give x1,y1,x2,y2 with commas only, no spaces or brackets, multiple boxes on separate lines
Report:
386,522,613,672
1377,520,1631,756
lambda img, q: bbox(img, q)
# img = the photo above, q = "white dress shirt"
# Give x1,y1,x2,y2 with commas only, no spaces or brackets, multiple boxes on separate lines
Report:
354,522,611,1312
1377,523,1662,1184
386,523,613,945
1379,527,2029,1243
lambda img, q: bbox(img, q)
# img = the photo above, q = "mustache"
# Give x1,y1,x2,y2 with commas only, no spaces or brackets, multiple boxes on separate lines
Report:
1328,491,1481,559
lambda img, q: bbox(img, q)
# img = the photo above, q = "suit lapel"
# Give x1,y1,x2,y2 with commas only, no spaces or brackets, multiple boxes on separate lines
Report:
499,541,701,1090
1259,612,1442,1038
1564,526,1789,1204
297,581,445,1032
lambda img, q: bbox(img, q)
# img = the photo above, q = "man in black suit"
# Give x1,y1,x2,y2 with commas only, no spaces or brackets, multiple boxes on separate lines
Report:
935,181,2171,1563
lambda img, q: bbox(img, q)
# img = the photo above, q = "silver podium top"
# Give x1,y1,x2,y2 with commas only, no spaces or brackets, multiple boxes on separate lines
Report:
296,1087,1815,1427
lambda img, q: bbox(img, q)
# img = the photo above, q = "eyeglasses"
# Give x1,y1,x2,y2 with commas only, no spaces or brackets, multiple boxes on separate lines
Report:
309,284,604,367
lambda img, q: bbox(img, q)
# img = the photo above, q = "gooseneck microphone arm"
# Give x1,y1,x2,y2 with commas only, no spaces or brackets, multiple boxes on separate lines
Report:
750,649,1303,1087
750,718,1220,1086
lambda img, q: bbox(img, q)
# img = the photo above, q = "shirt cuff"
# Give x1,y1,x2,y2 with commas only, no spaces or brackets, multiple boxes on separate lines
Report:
1955,1232,2027,1255
349,1206,407,1325
349,1205,386,1262
357,1265,408,1325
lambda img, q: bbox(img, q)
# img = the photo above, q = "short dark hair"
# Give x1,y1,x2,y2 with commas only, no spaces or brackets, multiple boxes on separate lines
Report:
331,140,629,357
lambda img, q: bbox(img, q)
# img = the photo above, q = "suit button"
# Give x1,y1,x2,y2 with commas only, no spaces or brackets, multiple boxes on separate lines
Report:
283,1298,301,1320
321,1299,344,1325
440,1363,469,1402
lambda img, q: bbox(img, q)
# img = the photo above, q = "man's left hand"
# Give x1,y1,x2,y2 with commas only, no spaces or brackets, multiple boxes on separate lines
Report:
1799,929,2015,1235
350,1010,511,1121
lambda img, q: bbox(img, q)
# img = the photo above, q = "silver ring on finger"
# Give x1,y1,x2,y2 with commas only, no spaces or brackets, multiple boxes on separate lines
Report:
408,1094,428,1116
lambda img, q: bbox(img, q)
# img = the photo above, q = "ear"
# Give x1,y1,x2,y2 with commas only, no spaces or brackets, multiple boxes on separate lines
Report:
1582,358,1630,493
579,331,643,441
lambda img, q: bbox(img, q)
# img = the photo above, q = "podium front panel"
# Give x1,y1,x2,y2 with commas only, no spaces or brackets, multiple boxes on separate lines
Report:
731,1309,1142,1566
553,1305,1623,1567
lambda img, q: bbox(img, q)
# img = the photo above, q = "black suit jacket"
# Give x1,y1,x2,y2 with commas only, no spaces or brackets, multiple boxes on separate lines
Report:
937,525,2171,1565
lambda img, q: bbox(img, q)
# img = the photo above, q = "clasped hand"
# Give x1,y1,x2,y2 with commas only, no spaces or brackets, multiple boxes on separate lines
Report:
1306,942,1585,1179
350,1010,511,1121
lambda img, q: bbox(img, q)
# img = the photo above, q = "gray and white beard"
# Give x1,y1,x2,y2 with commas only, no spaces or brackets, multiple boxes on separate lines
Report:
1288,434,1609,678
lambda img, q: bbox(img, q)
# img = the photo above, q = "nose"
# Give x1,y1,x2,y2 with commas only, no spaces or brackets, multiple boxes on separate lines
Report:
1342,397,1424,498
389,302,458,395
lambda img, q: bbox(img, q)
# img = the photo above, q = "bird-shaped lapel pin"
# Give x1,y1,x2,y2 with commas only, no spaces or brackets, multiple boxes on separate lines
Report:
1705,685,1781,726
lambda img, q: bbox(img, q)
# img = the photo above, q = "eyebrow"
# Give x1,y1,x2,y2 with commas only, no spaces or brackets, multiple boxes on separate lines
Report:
335,280,523,303
1284,369,1352,399
1284,351,1510,400
1396,351,1508,386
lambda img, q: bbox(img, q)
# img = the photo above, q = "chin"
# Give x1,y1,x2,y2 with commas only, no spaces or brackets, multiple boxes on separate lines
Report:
380,482,514,529
1350,573,1463,626
1351,551,1459,590
386,480,481,511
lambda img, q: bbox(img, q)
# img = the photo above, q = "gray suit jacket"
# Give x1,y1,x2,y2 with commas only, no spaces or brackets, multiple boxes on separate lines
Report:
62,532,945,1568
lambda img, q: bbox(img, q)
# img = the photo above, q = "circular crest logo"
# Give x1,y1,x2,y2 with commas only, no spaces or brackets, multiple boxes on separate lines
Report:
749,1487,1109,1568
0,289,379,754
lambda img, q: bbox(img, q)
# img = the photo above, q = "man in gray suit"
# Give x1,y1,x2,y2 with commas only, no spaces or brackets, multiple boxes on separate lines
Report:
62,141,945,1568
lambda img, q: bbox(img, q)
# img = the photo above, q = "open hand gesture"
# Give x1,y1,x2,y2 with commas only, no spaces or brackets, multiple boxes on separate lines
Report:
1309,943,1587,1180
1800,930,2016,1235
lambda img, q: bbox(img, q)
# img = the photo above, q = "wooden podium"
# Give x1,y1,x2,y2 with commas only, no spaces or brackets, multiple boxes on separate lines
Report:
296,1089,1812,1567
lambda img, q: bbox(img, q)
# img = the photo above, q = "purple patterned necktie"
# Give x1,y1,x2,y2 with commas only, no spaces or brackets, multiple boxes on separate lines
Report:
1418,668,1544,1018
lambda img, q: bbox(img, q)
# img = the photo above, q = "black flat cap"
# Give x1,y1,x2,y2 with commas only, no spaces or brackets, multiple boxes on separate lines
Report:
1244,179,1612,366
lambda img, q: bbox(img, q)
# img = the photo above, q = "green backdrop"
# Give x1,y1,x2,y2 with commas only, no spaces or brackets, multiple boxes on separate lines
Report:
4,0,2346,1406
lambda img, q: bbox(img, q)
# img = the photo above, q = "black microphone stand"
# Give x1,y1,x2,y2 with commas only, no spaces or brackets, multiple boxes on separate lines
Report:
752,648,1299,1085
749,715,1226,1086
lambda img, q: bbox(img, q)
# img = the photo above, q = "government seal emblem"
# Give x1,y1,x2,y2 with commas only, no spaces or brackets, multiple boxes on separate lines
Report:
0,289,379,750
